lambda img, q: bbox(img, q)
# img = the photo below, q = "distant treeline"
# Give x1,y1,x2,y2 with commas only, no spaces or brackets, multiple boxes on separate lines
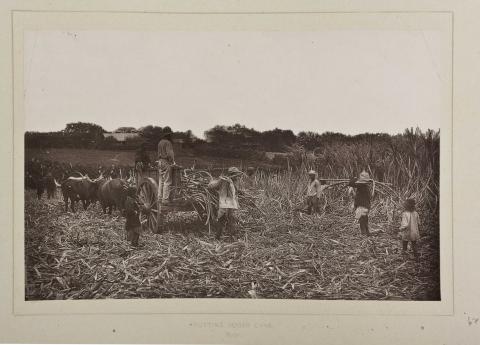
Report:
25,122,192,151
25,122,439,163
25,122,297,153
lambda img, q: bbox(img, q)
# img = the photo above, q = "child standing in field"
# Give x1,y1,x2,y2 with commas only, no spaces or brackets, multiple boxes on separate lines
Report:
123,186,141,247
399,198,421,258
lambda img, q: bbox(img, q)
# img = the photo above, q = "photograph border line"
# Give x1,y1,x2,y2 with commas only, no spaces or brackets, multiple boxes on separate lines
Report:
12,9,454,316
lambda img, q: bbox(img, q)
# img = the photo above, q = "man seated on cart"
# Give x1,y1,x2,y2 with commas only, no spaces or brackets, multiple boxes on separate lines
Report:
208,167,244,240
157,127,175,205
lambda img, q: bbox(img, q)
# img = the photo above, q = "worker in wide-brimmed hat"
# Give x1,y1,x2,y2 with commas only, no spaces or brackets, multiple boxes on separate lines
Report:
208,166,244,239
305,170,324,215
348,170,374,236
157,127,175,205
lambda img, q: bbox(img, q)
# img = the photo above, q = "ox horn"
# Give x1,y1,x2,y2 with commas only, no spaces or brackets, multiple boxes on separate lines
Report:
94,173,104,182
73,171,85,178
54,179,62,187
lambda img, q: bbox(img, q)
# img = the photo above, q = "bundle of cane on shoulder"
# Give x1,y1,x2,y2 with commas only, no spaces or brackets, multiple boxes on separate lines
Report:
318,170,395,236
177,167,258,230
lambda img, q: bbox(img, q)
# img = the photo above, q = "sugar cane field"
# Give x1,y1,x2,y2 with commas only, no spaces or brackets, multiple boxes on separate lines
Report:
24,141,440,300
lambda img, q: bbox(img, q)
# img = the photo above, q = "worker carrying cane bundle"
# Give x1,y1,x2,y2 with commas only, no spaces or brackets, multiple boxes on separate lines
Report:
208,167,244,240
348,170,375,236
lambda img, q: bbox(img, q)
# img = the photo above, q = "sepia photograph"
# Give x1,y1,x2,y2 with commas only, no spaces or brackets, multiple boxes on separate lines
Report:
23,27,445,302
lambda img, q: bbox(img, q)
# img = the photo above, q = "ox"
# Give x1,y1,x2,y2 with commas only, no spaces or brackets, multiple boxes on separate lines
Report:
97,178,130,215
61,176,101,212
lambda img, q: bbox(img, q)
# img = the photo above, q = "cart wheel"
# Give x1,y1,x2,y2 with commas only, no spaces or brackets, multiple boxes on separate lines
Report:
137,177,160,233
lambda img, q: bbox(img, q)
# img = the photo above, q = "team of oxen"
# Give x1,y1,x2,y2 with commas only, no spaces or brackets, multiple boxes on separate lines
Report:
34,172,135,215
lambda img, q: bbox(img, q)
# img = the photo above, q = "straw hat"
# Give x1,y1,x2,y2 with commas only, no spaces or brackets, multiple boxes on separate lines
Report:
227,167,242,176
308,170,316,175
357,170,371,183
161,127,173,138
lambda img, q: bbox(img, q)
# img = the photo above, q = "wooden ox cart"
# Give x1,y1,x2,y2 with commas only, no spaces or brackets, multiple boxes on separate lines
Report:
135,165,204,233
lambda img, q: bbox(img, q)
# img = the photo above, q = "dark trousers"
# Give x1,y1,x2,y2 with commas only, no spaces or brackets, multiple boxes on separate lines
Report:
216,209,235,239
402,241,417,256
359,215,369,235
306,196,320,215
126,226,140,246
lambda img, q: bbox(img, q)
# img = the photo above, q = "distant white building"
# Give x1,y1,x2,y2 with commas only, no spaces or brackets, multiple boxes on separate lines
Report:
104,131,139,142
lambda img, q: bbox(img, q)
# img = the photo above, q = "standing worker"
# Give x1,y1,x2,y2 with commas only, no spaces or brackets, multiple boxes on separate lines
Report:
348,170,374,236
305,170,324,215
123,186,141,247
157,127,175,205
208,167,243,240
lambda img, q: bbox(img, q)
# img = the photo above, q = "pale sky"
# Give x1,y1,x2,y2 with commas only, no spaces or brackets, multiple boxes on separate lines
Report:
24,30,448,138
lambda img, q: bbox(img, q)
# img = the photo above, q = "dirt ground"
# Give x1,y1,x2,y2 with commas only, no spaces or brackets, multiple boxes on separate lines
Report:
24,190,440,300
